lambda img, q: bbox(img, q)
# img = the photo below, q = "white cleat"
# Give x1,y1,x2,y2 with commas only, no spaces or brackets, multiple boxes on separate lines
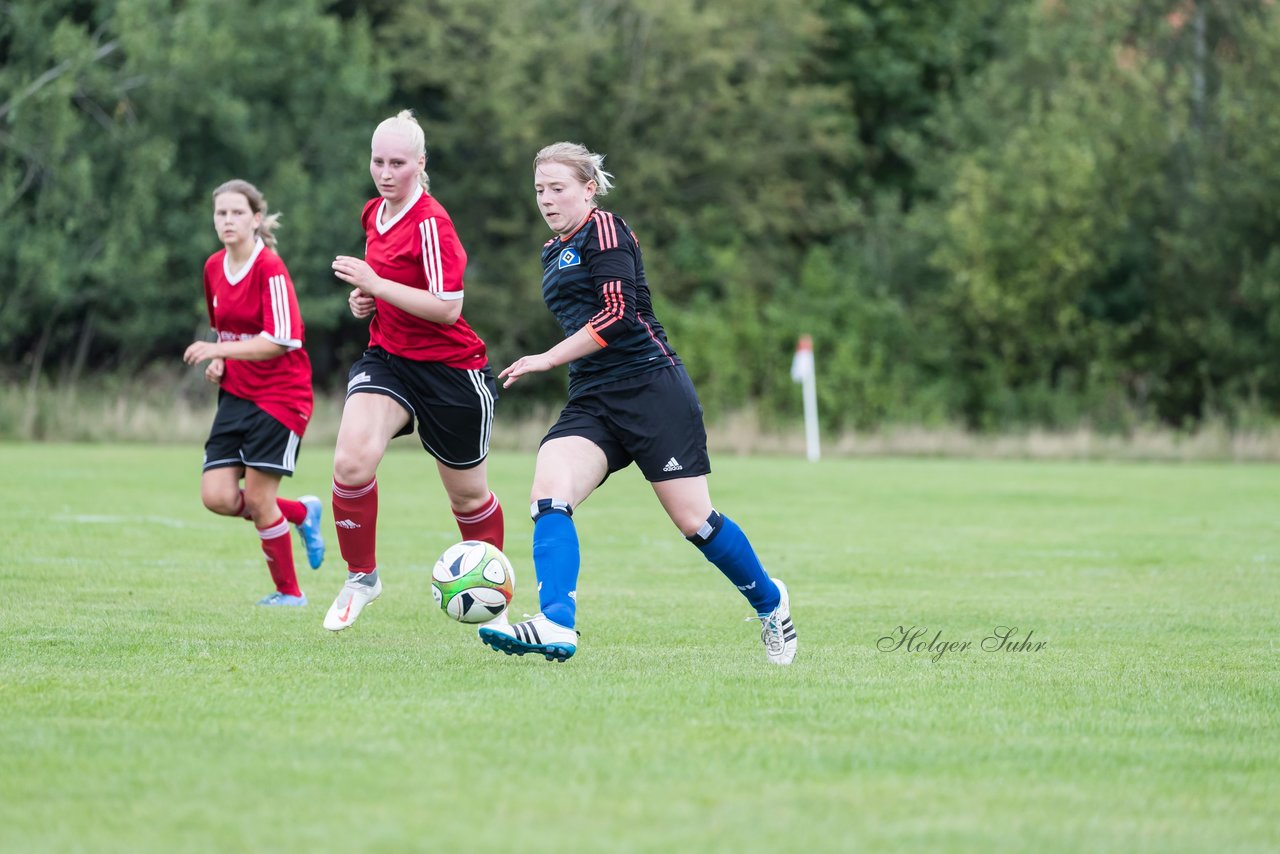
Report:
759,578,797,665
479,610,510,628
478,613,577,662
323,573,382,632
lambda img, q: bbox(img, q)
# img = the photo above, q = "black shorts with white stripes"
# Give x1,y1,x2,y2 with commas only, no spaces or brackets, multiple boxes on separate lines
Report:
203,390,301,476
346,347,498,470
541,364,711,483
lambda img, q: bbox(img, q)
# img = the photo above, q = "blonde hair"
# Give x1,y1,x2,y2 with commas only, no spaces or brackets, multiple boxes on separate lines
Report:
534,142,614,200
211,179,281,250
374,109,430,191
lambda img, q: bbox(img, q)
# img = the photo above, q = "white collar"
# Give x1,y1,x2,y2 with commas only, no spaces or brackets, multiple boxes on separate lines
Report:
375,184,425,235
224,238,265,285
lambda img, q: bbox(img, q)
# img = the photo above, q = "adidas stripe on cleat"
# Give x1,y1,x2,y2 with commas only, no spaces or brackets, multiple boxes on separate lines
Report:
759,578,797,665
478,613,578,662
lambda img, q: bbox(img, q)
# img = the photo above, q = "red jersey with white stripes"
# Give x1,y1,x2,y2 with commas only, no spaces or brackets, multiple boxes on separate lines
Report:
203,239,314,435
539,208,680,397
360,185,487,368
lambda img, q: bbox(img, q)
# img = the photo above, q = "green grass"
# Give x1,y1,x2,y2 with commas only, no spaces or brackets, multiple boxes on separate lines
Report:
1,443,1277,853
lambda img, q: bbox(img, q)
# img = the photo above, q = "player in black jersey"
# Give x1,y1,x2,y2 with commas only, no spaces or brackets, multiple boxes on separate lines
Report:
478,142,797,665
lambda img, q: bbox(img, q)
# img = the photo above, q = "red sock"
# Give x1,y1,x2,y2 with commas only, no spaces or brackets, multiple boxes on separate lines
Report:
454,491,504,550
258,516,301,596
276,497,306,525
237,491,304,525
333,478,378,572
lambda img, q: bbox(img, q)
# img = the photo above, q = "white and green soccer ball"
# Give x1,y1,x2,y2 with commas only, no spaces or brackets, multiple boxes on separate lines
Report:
431,540,515,623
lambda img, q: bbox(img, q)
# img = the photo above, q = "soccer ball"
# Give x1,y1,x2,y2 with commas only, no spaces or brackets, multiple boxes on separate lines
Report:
431,540,515,623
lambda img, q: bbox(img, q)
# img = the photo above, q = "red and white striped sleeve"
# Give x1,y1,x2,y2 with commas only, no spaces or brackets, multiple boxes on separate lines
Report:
418,215,467,301
258,256,303,349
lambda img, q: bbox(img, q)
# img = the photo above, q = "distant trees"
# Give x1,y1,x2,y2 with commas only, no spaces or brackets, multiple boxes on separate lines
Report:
4,0,1279,431
909,0,1280,427
1,0,387,389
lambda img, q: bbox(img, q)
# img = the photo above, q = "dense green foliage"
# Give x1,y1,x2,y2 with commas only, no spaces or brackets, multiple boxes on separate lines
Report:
4,0,1278,430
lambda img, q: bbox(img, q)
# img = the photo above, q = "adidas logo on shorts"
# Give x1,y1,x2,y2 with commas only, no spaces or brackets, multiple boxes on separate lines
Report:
662,457,683,473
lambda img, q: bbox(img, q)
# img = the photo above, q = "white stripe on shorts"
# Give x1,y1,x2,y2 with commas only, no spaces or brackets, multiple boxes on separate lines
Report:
422,368,494,467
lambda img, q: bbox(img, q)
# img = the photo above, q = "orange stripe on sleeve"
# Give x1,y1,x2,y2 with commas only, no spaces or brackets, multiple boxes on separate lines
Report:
586,323,609,348
594,211,619,250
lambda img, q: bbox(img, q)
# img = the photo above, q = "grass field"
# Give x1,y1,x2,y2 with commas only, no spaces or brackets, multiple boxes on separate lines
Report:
1,442,1277,853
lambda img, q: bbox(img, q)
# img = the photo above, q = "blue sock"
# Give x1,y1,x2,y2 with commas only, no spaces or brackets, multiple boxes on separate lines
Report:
689,511,780,615
532,503,579,628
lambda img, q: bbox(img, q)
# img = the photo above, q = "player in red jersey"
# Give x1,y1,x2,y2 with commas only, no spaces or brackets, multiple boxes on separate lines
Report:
322,110,504,632
183,179,327,607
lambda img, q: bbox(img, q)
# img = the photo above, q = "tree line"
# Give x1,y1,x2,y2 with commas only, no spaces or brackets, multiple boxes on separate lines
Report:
4,0,1278,431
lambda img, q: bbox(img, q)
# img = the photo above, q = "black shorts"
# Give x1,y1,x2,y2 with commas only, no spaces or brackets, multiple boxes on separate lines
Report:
542,365,711,482
346,347,498,469
203,390,301,476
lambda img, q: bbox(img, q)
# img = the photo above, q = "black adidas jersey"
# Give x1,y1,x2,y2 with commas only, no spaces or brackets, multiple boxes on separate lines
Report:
540,208,681,396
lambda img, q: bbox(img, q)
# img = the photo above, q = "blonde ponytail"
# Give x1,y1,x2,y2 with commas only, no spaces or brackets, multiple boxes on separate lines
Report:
534,142,615,200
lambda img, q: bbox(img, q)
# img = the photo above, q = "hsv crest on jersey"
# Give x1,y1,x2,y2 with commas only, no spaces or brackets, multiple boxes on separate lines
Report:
538,208,680,397
558,247,581,269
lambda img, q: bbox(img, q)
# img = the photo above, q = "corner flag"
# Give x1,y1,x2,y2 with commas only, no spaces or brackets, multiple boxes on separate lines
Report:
791,335,820,462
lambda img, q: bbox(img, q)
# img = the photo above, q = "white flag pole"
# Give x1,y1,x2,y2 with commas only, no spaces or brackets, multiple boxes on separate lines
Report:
790,335,820,462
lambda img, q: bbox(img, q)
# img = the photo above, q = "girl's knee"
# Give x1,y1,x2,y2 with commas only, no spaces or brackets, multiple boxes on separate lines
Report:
333,444,377,485
202,491,240,516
